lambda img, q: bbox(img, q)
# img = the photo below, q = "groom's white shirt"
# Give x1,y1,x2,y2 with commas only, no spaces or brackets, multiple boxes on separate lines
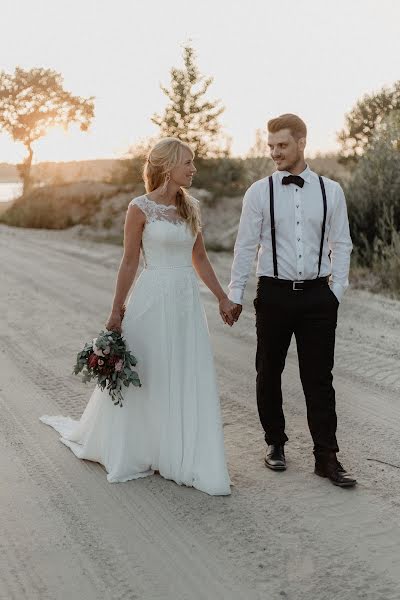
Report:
228,165,352,305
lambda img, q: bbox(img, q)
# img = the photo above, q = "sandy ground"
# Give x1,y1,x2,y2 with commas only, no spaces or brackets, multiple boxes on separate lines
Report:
1,223,400,600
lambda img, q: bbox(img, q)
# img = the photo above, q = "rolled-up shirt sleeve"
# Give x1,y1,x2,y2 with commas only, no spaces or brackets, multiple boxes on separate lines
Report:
228,183,263,304
328,183,353,303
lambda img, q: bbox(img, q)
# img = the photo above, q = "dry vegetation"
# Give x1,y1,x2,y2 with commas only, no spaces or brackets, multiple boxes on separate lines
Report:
1,153,399,298
0,182,132,230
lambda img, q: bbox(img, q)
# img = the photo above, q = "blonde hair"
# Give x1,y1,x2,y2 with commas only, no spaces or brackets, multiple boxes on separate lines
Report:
143,137,201,236
267,114,307,140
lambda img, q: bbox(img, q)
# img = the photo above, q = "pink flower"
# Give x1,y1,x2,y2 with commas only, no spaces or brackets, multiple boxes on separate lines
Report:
93,345,104,357
114,359,123,372
103,346,110,355
98,359,104,366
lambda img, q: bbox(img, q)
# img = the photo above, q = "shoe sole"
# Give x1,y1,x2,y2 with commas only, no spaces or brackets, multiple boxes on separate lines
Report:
315,471,357,487
330,478,357,487
265,461,286,471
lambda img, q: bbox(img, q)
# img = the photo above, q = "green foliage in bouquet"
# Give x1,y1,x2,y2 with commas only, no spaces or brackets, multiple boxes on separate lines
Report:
73,330,141,407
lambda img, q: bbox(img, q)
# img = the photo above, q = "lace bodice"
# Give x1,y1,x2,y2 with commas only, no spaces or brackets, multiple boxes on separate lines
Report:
130,195,188,225
129,194,198,269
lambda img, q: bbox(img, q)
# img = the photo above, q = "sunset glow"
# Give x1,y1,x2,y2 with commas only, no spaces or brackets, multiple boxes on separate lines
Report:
2,0,400,163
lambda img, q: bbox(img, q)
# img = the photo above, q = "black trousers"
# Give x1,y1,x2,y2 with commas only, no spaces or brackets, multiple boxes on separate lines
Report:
254,277,340,454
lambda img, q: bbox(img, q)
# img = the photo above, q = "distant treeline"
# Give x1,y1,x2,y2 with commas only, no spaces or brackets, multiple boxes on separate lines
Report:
0,159,121,185
5,154,347,195
0,163,19,181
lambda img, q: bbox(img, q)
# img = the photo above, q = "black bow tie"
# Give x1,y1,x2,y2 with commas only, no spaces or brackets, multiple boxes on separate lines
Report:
282,175,305,188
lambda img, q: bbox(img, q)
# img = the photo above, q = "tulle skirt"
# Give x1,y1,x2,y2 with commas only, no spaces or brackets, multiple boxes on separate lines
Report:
40,266,231,496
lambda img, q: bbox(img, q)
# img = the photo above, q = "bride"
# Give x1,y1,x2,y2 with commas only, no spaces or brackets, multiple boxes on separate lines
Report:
40,137,235,496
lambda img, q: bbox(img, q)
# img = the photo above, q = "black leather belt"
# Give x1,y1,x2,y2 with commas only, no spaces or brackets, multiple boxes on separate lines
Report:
259,276,330,291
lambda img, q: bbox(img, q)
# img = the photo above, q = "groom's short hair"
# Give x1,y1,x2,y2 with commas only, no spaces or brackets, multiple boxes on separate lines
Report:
267,114,307,140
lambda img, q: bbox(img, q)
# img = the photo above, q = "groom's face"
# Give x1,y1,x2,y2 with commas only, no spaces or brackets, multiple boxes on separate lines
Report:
268,128,305,171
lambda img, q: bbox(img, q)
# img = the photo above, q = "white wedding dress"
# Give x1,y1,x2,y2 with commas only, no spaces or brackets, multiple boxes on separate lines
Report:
40,194,231,496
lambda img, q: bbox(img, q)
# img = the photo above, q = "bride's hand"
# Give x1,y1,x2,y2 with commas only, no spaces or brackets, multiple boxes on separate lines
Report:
105,310,123,333
219,297,235,327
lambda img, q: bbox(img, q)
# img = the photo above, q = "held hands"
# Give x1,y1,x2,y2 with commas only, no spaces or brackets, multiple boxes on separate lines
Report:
219,296,242,327
231,303,242,322
105,305,126,333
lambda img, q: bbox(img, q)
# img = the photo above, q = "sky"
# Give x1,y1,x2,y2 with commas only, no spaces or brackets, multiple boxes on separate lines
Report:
1,0,400,163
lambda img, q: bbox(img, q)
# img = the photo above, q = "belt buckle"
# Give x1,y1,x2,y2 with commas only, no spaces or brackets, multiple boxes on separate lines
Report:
292,280,304,291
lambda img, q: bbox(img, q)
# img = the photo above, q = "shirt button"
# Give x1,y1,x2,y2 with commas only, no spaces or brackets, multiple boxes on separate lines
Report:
297,238,300,241
299,272,302,275
297,221,300,225
299,254,302,258
296,205,299,208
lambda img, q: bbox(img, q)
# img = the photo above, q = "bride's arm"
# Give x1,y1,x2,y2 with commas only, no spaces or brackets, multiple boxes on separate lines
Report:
105,205,145,330
192,233,235,326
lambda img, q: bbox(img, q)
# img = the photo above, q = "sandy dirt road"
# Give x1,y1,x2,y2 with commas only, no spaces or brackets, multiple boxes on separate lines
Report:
1,224,400,600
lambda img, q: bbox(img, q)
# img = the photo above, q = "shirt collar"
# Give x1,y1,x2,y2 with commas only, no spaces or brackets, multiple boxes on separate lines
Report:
276,164,311,184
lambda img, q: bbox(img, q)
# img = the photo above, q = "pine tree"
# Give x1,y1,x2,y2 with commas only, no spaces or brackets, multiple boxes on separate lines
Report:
152,45,228,158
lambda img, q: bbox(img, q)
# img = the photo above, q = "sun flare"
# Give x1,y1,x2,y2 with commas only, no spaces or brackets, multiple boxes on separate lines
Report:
33,126,101,163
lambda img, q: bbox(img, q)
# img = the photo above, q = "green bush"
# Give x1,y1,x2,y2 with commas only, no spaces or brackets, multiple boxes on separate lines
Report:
345,113,400,296
193,158,249,198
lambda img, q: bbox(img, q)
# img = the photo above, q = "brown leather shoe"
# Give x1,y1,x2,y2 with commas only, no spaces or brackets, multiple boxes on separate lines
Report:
314,455,357,487
265,445,286,471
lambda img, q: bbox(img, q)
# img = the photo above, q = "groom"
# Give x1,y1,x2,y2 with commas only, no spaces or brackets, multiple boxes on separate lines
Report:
228,114,356,487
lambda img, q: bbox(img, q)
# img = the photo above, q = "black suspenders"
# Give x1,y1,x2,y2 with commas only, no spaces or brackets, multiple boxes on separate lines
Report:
269,176,278,278
317,175,327,278
268,174,328,280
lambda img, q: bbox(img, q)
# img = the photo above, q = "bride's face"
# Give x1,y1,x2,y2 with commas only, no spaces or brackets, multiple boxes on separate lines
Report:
170,148,197,188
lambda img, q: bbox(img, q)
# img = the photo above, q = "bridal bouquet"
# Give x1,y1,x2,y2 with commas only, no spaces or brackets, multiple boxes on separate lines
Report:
73,330,141,407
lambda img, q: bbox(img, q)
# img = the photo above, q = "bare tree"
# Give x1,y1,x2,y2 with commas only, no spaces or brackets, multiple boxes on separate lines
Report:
247,128,269,158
